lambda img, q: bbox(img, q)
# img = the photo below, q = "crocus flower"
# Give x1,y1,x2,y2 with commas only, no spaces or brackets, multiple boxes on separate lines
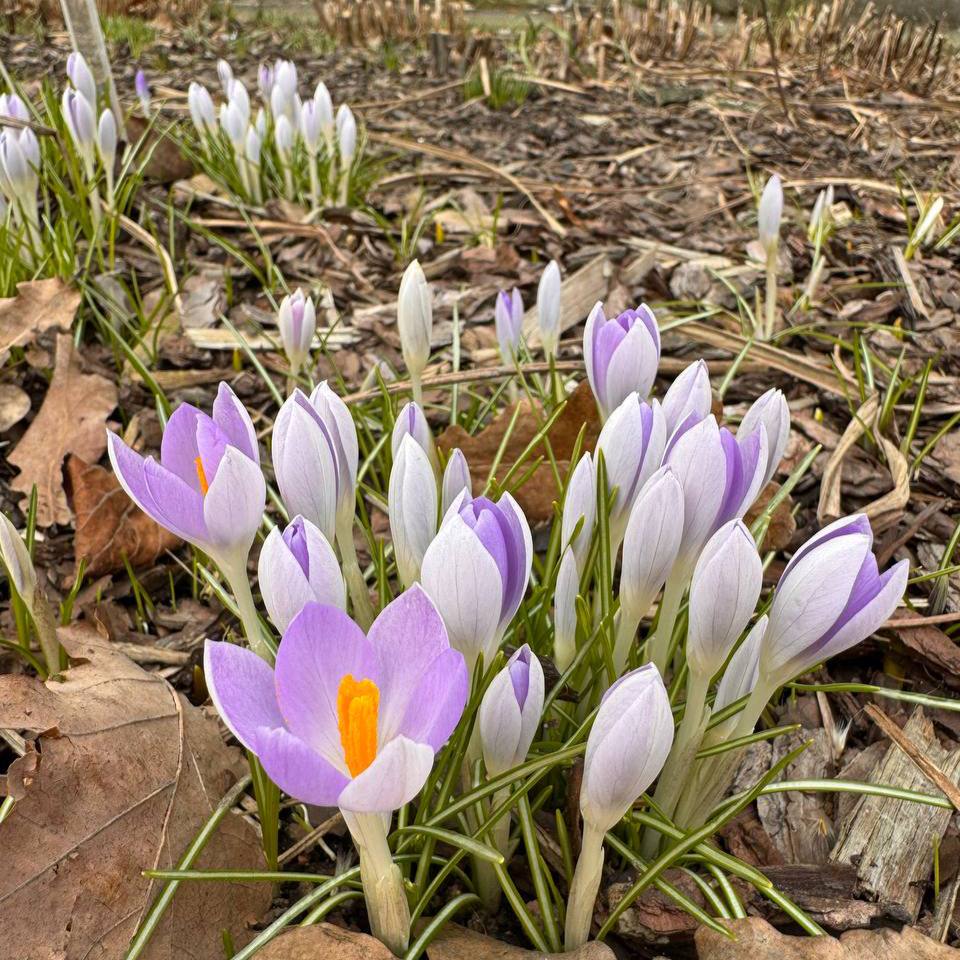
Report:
313,81,334,141
479,644,544,776
664,414,767,571
188,82,216,134
258,63,275,101
204,586,468,955
258,515,344,633
0,512,37,610
272,389,343,543
135,69,150,116
389,435,438,589
62,88,96,171
421,493,532,669
537,259,561,359
495,288,524,363
661,359,712,438
66,52,97,110
277,288,315,377
616,466,684,671
313,382,359,534
229,79,251,127
397,260,432,399
273,59,298,110
712,615,766,738
244,126,261,167
758,514,909,689
216,59,234,96
300,98,322,155
595,393,666,549
0,130,37,203
758,174,783,255
441,448,471,514
553,545,580,673
107,382,265,580
219,101,245,151
391,401,434,463
583,301,660,420
0,93,29,125
275,114,295,160
808,185,834,240
560,452,596,570
739,387,790,488
565,663,673,949
336,103,356,164
97,108,116,168
686,520,762,681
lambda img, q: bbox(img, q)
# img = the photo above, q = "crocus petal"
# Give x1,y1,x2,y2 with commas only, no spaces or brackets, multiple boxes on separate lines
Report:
478,667,522,777
780,514,872,584
368,584,456,743
396,648,468,751
740,388,790,487
421,514,503,667
582,301,604,403
255,726,350,806
203,640,284,753
560,453,596,571
211,382,260,464
0,513,36,608
441,449,472,515
388,436,438,588
496,492,533,626
141,457,208,544
600,315,659,416
274,603,379,770
662,360,711,437
203,446,266,562
553,545,580,673
715,616,766,712
310,382,359,510
336,735,434,813
159,403,205,488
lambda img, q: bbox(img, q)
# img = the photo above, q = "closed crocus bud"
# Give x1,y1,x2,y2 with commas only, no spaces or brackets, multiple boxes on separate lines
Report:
662,359,712,438
0,93,29,124
583,301,661,420
336,104,356,163
596,394,666,548
314,82,334,134
308,381,359,531
553,545,580,673
0,512,37,610
66,52,97,110
0,131,34,200
619,467,684,630
686,520,762,681
97,108,116,167
254,107,267,139
391,401,436,467
560,452,596,570
759,515,909,688
421,493,532,669
257,63,275,101
275,59,298,99
219,101,245,149
441,448,471,515
270,84,292,125
244,126,261,166
664,414,767,571
217,59,234,96
272,390,341,542
275,114,295,159
495,288,524,362
277,288,315,376
537,259,561,359
389,434,438,588
299,98,321,153
740,388,790,487
479,644,544,776
258,515,345,633
135,69,150,117
62,88,96,168
715,615,765,716
397,261,433,388
229,79,251,126
758,174,783,255
188,82,216,134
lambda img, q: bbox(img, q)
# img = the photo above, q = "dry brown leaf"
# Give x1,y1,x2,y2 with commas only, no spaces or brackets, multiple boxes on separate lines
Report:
0,624,270,959
696,916,954,959
66,455,181,576
0,276,79,355
8,333,118,526
0,383,30,432
895,609,960,687
745,482,797,552
126,115,195,183
437,380,601,524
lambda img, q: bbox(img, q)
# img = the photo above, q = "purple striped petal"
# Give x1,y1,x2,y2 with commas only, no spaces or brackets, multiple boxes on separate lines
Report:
212,381,260,464
254,726,350,806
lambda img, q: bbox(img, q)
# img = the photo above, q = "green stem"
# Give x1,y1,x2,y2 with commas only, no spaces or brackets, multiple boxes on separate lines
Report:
612,610,641,675
474,786,510,913
222,558,271,661
763,246,778,340
564,820,605,950
646,570,687,674
337,515,375,630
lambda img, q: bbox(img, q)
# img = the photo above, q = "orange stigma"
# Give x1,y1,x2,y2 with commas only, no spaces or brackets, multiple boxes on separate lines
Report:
336,675,379,777
194,456,210,496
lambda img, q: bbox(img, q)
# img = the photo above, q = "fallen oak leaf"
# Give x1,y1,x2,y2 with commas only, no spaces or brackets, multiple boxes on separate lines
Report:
0,383,30,432
8,332,118,526
0,276,79,355
0,623,271,960
66,454,182,576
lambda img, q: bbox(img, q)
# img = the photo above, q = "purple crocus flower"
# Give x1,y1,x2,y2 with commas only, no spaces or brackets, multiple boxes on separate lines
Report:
258,515,345,633
107,382,264,575
277,288,316,377
583,301,660,420
389,434,438,588
478,643,544,776
391,400,438,474
421,492,532,668
135,69,150,117
661,359,712,438
759,514,909,686
441,448,471,514
204,585,467,811
66,52,97,110
495,287,524,362
0,93,29,126
62,88,96,170
740,387,790,488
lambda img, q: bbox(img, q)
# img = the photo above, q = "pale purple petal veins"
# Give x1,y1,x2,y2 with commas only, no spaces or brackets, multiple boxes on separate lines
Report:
396,647,468,750
592,318,627,403
508,654,530,707
490,496,530,621
159,403,206,489
142,456,208,543
459,497,508,582
194,417,229,485
336,736,435,813
203,640,284,752
211,382,260,464
780,514,873,586
809,551,882,655
282,516,311,573
274,602,379,768
255,726,350,806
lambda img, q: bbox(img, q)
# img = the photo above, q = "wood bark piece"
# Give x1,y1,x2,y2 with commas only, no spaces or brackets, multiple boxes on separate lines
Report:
830,706,960,922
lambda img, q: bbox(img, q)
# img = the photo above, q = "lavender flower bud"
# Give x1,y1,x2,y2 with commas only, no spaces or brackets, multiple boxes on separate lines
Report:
389,434,438,588
536,259,561,358
560,452,596,570
66,52,97,110
441,448,471,515
758,174,783,255
397,260,433,383
277,288,315,376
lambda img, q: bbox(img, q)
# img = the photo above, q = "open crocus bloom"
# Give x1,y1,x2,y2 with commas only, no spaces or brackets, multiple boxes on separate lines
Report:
205,585,468,813
107,382,264,573
584,302,661,420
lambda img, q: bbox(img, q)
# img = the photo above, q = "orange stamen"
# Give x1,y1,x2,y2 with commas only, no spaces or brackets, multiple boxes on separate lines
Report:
194,456,210,496
336,674,379,777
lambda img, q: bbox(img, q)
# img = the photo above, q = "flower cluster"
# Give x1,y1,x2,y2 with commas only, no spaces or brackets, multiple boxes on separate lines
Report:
188,57,358,208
